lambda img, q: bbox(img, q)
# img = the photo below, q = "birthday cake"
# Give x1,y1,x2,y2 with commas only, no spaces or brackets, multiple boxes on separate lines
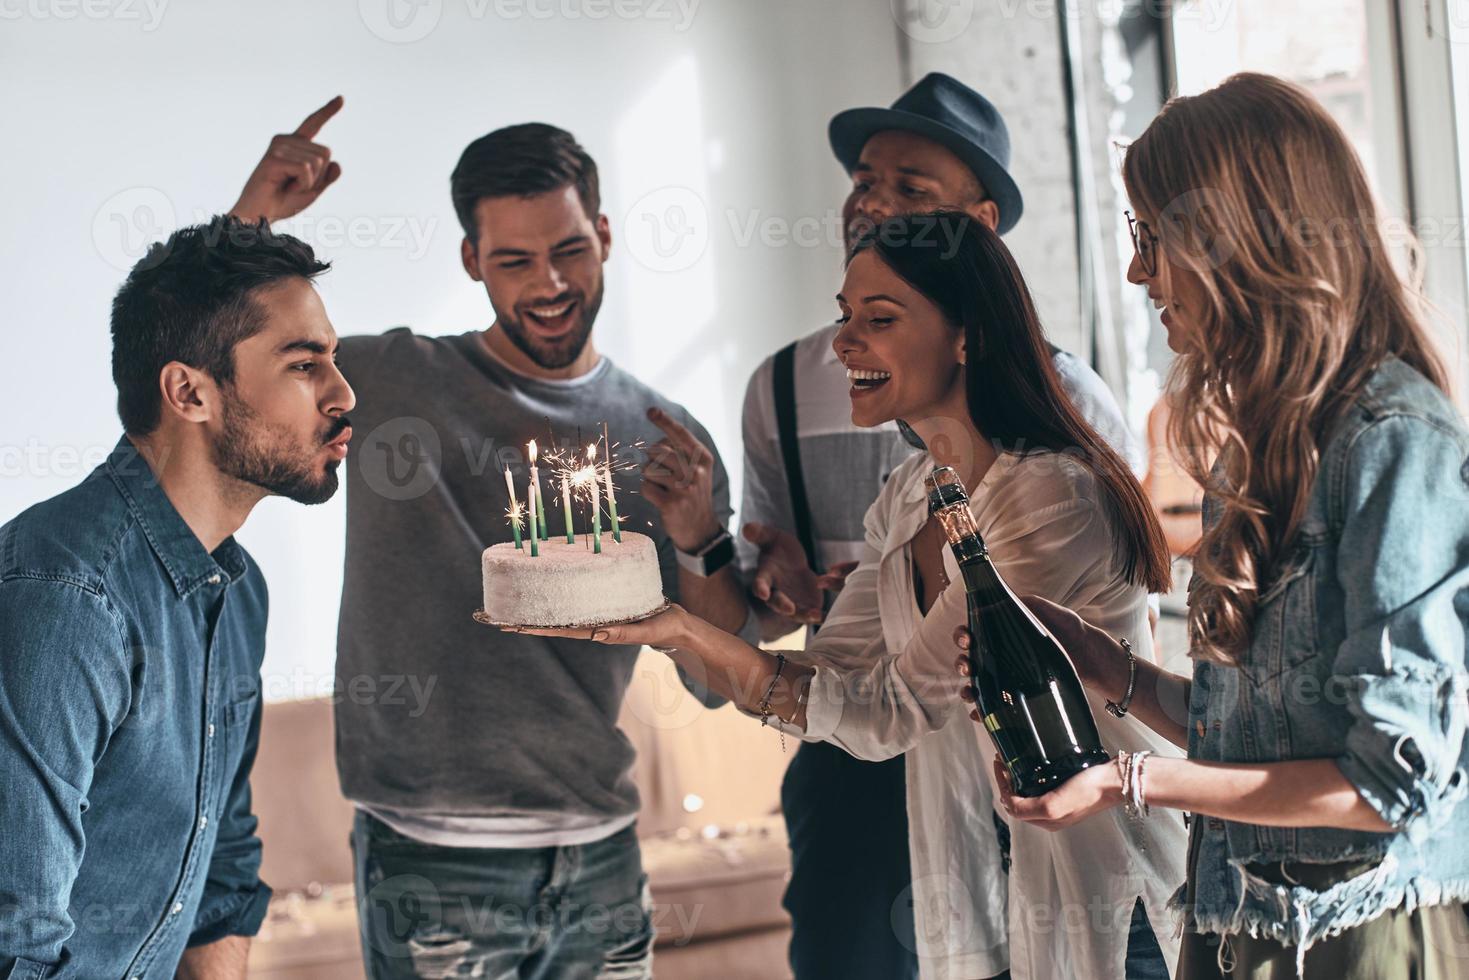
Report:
481,532,666,627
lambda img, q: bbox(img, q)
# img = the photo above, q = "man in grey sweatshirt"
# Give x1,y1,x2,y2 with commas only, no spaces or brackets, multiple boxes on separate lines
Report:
230,101,750,979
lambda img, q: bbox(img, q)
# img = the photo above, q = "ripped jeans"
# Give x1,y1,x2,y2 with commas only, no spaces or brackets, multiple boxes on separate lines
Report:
351,811,654,979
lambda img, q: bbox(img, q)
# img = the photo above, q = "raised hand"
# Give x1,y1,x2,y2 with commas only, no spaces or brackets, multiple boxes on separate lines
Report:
742,522,824,624
229,95,344,224
640,407,720,553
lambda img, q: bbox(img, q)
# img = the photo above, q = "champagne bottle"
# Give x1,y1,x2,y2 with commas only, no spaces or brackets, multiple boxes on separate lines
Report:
926,465,1110,797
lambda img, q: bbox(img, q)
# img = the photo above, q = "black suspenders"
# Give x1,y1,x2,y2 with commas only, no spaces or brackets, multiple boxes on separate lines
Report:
772,341,820,575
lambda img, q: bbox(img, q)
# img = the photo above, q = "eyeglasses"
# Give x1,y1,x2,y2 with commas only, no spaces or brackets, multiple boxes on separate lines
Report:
1125,210,1158,277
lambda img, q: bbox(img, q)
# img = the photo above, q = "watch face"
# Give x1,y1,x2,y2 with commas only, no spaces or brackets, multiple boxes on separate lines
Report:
703,534,736,575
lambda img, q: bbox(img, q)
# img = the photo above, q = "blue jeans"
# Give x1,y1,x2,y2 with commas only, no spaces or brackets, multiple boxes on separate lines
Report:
351,811,654,979
1126,898,1169,980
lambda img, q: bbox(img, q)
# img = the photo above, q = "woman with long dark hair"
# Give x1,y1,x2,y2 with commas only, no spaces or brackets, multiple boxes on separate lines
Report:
980,73,1469,979
513,211,1186,979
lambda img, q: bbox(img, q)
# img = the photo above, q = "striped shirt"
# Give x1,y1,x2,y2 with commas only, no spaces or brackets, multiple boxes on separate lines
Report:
736,321,1144,578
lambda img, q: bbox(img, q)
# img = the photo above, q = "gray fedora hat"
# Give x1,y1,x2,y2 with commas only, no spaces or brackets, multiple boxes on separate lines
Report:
829,72,1024,235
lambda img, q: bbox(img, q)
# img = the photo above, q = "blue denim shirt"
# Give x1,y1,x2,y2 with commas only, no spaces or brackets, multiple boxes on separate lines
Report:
1180,358,1469,956
0,438,271,978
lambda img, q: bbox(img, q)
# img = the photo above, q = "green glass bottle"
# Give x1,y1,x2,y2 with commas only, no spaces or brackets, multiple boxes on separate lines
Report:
926,465,1110,797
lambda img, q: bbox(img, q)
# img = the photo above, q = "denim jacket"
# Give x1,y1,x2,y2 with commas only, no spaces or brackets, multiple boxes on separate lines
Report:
0,438,271,979
1179,357,1469,961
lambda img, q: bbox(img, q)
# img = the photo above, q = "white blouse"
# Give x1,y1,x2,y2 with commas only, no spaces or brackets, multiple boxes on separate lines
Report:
779,449,1188,980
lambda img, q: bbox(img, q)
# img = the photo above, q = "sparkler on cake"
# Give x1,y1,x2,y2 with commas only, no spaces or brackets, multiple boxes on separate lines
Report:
477,428,667,629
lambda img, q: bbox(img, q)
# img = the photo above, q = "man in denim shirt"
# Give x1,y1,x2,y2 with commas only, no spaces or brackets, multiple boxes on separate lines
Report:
0,216,355,978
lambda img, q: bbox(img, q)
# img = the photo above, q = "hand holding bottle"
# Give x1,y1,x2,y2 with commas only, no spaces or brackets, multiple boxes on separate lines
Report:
929,466,1111,796
990,754,1126,832
953,593,1121,723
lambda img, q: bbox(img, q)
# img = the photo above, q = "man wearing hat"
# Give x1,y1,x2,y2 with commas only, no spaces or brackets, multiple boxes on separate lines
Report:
734,72,1143,980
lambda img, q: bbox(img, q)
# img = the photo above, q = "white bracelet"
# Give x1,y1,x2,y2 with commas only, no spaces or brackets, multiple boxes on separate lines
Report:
1116,750,1135,816
1130,750,1154,817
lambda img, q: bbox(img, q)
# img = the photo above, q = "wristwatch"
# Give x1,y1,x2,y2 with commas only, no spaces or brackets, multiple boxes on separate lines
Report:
675,529,736,578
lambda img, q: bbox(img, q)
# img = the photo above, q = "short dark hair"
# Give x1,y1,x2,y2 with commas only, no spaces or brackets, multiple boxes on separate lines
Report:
450,123,601,245
110,215,330,435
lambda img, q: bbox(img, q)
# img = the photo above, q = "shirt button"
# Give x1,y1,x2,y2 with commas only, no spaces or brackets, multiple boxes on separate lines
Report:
172,902,183,915
207,573,222,585
199,816,208,830
208,724,215,738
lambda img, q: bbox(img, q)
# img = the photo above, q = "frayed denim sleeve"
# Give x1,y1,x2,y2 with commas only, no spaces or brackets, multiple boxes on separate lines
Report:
1331,414,1469,839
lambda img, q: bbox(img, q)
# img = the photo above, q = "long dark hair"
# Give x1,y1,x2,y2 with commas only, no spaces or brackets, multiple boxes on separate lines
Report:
849,211,1171,593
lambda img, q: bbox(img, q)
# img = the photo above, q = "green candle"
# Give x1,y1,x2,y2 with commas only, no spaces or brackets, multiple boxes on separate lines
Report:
603,423,622,544
504,466,523,550
591,462,602,555
525,470,539,558
562,476,575,544
528,440,548,541
603,463,622,544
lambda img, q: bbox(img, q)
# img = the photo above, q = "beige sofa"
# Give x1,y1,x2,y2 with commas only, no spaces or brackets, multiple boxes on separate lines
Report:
247,649,795,978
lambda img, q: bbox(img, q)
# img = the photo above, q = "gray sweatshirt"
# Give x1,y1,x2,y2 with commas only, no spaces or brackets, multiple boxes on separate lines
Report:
333,328,731,826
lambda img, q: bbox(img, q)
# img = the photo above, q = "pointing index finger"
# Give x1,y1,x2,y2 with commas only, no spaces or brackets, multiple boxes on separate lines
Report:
294,95,344,139
646,406,701,455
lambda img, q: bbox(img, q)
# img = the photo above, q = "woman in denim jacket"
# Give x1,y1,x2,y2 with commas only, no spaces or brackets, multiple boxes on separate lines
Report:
975,73,1469,977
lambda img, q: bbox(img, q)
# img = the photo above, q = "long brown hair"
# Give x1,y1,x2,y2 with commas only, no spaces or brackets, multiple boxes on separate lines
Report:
851,212,1172,593
1123,72,1449,665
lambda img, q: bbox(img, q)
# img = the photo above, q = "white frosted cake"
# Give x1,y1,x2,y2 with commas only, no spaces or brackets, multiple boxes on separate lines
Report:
481,531,666,627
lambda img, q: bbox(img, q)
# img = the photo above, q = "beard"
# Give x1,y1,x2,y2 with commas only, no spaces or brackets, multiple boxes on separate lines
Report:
843,211,879,253
493,278,604,370
213,391,348,506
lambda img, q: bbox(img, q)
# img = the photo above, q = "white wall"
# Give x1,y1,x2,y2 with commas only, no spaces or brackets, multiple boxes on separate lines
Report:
0,0,904,698
896,0,1086,359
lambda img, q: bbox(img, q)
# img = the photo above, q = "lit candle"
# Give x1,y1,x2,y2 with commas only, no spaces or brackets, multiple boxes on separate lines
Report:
525,470,539,558
588,444,602,555
528,440,548,541
603,423,622,544
561,475,575,544
504,466,523,550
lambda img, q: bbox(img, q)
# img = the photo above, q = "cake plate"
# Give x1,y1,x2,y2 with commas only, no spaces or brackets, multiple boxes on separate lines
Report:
473,599,672,631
